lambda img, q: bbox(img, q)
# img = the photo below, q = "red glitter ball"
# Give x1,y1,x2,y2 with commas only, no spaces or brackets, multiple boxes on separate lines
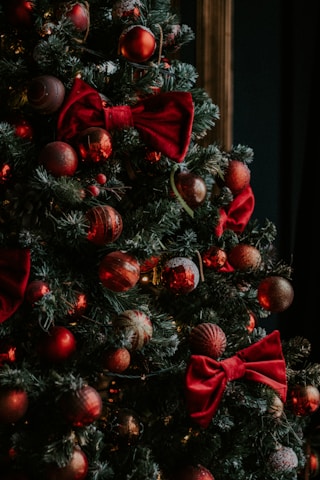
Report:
162,257,200,294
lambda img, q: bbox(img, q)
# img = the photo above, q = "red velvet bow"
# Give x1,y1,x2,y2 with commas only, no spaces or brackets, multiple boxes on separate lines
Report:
57,78,194,163
0,248,31,323
185,330,287,428
215,185,255,238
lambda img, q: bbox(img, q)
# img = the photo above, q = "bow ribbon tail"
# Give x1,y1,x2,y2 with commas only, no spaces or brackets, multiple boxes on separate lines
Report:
215,185,255,237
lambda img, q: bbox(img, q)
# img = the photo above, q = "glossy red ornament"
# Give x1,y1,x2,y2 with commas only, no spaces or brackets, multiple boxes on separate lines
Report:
174,464,215,480
174,171,207,208
95,173,107,185
59,385,102,427
189,323,227,359
25,280,50,305
102,347,131,373
45,446,88,480
37,326,76,363
118,25,156,63
113,309,153,351
287,385,320,416
0,388,29,423
227,243,261,271
3,0,34,27
224,159,251,195
162,257,200,294
39,141,78,177
203,246,227,270
66,2,90,32
99,251,140,292
86,184,100,197
257,275,294,312
27,75,65,115
86,205,123,246
78,127,113,163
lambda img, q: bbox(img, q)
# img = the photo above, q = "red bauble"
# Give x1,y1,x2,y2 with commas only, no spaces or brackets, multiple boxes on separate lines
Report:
45,446,88,480
189,323,227,359
96,173,107,185
118,25,156,63
174,171,207,209
224,159,251,195
59,385,102,427
39,141,78,177
3,0,34,27
66,2,90,32
174,464,215,480
257,276,294,312
227,244,261,271
37,326,76,363
86,184,100,197
86,205,123,246
0,388,29,423
25,280,50,305
162,257,200,294
102,347,131,373
203,246,227,270
287,385,320,416
78,127,113,163
113,309,153,351
27,75,65,115
99,251,140,292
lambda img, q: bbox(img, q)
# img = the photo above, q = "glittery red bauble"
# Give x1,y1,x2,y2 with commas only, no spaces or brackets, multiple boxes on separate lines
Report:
59,385,102,427
174,464,215,480
175,171,207,209
66,2,90,31
118,25,156,63
45,446,88,480
99,251,140,292
268,445,298,473
189,323,227,359
224,159,251,195
203,246,227,270
257,275,294,312
86,205,123,246
162,257,200,294
3,0,34,27
0,388,29,423
27,75,65,114
39,141,78,177
78,127,113,163
113,309,153,351
37,326,76,363
102,347,131,373
287,385,320,416
25,280,50,305
227,244,261,271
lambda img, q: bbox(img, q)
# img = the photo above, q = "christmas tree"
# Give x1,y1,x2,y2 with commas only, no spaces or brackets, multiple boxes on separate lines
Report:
1,1,320,479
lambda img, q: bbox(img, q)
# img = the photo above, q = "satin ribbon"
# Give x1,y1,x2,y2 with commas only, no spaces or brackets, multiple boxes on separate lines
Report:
185,330,287,428
0,248,31,323
57,78,194,163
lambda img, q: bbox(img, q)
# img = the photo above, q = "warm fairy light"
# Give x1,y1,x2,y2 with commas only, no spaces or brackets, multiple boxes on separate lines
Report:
0,164,11,182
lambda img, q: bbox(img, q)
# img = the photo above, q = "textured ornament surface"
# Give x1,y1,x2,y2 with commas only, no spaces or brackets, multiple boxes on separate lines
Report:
99,251,140,292
257,276,294,312
113,309,153,350
162,257,200,294
86,205,123,246
189,323,227,358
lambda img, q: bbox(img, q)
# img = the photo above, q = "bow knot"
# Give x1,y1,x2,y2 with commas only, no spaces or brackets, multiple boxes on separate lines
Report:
221,356,245,381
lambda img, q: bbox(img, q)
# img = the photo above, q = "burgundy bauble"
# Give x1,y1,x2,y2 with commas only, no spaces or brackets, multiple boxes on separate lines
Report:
3,0,34,27
224,159,251,195
227,244,261,271
162,257,200,294
118,25,156,63
86,205,123,246
0,388,29,423
174,464,215,480
66,2,90,32
189,323,227,359
78,127,113,163
39,141,78,177
25,280,50,305
102,347,131,373
175,171,207,208
113,309,153,351
59,385,102,427
27,75,65,114
99,251,140,292
37,326,76,363
257,276,294,312
287,385,320,416
45,446,88,480
203,246,227,270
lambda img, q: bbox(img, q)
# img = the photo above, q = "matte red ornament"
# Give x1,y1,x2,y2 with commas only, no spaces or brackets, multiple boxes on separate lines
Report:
113,309,153,351
257,276,294,312
3,0,34,27
162,257,200,294
0,388,29,423
174,464,215,480
99,251,140,292
118,25,156,63
86,205,123,246
59,385,102,427
39,141,78,177
287,385,320,416
174,171,207,208
37,326,76,363
78,127,113,163
224,159,251,195
102,347,131,373
189,323,227,359
27,75,65,115
45,446,88,480
66,2,90,32
227,243,261,271
25,280,50,305
202,246,227,270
